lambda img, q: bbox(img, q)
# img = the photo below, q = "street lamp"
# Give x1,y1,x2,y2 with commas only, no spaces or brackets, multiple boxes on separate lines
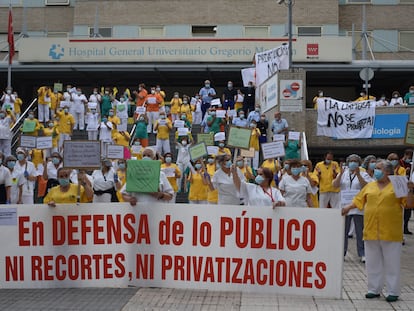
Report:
277,0,293,70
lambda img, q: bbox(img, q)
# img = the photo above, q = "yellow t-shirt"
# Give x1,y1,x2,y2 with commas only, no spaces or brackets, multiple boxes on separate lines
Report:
188,171,208,201
170,98,182,114
161,163,181,192
156,119,172,140
109,116,121,136
116,169,127,202
56,111,75,135
14,98,23,114
206,163,218,203
43,127,60,148
353,181,406,242
44,184,89,204
395,166,406,176
179,104,193,123
314,161,340,193
304,171,319,208
218,148,231,156
250,128,261,151
30,149,44,168
112,132,130,147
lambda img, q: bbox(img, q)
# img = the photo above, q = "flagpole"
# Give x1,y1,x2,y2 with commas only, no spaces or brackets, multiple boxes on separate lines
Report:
7,2,14,88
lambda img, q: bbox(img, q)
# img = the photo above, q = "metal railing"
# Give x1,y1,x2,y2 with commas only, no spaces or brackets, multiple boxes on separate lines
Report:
11,98,38,151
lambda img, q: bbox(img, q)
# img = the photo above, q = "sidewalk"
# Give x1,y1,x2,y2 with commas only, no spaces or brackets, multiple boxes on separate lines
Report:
0,220,413,311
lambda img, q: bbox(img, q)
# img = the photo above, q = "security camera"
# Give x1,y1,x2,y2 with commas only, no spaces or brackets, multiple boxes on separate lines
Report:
277,0,285,4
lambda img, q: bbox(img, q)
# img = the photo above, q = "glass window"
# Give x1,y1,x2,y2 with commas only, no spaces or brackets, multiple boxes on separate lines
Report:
400,31,414,51
140,26,164,37
298,26,322,37
192,25,217,37
244,26,269,37
89,27,112,38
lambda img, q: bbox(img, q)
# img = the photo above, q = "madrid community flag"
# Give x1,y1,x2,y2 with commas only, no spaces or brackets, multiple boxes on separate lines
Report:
8,4,15,64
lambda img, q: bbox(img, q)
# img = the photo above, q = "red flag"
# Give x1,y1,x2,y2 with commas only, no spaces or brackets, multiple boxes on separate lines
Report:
8,5,14,65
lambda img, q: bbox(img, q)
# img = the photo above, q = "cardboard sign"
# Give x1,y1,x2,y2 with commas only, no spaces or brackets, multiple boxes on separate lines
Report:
216,110,226,119
107,144,125,159
261,141,285,159
207,146,219,155
197,133,214,146
126,160,161,193
174,120,185,128
53,83,63,92
189,142,208,161
404,122,414,146
240,147,256,158
177,127,189,136
227,126,252,150
388,175,409,198
162,167,176,178
63,140,101,169
36,136,53,149
273,134,285,142
21,120,36,133
135,106,146,115
20,135,36,148
227,109,237,118
210,98,221,106
60,101,71,108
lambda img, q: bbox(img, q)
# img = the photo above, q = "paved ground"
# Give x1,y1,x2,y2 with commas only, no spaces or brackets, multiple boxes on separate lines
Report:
0,220,413,311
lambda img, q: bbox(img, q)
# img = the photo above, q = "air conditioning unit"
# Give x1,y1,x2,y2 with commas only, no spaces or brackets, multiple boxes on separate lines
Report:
45,0,70,6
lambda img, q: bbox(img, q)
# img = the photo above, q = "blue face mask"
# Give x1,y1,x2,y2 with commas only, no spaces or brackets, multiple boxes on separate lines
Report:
142,156,152,160
236,160,244,167
405,158,412,164
284,164,290,170
348,161,359,171
195,163,202,170
207,158,215,164
7,161,15,169
52,157,60,165
17,154,25,161
368,162,376,170
255,175,265,185
225,160,232,168
390,160,399,167
291,167,302,176
374,169,384,180
58,178,70,186
165,157,172,164
118,163,126,170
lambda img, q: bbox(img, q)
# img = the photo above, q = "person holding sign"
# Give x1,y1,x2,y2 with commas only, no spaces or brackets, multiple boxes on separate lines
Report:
154,112,172,155
55,106,75,153
249,120,261,170
91,159,119,203
145,86,163,134
169,92,182,122
403,85,414,106
0,108,14,157
284,132,301,160
14,147,38,204
43,168,93,207
161,152,181,203
121,147,173,205
21,110,43,137
342,160,414,303
205,155,218,205
208,154,243,205
42,120,59,157
232,166,285,208
333,154,372,263
37,86,52,123
271,112,288,135
314,151,341,209
188,159,209,204
134,114,149,147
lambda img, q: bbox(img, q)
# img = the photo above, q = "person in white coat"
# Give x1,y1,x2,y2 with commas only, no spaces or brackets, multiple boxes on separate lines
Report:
71,88,87,130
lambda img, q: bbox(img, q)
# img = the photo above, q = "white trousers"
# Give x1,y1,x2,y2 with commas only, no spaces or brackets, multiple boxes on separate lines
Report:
59,133,71,151
38,104,50,122
118,118,128,132
88,130,98,141
73,111,85,130
156,138,171,155
93,193,111,203
319,192,341,209
147,111,159,133
365,240,401,296
0,139,11,157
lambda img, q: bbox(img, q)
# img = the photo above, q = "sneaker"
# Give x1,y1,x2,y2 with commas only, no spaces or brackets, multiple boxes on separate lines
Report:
361,256,366,263
404,229,413,235
385,295,398,302
365,293,380,299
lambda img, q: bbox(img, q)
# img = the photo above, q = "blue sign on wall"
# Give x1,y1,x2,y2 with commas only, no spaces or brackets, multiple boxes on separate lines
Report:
372,114,409,139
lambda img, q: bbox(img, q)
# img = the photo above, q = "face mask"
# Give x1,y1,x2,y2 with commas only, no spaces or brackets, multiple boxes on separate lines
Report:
394,95,398,98
104,160,112,167
250,123,256,128
118,163,126,170
102,118,107,123
165,157,172,163
17,154,25,161
195,163,202,170
181,115,186,120
182,141,187,146
390,159,398,167
405,158,412,164
156,88,161,92
151,90,155,94
205,84,210,88
7,161,15,169
325,159,331,165
91,110,96,114
58,178,70,186
207,158,215,164
255,175,265,185
239,114,245,119
174,94,179,98
410,90,414,94
183,101,188,105
66,88,71,92
255,108,260,112
319,92,323,97
348,161,359,171
105,91,110,95
77,91,81,95
291,167,302,176
218,143,225,148
139,117,144,121
52,157,60,165
360,93,365,97
284,164,290,170
210,111,216,116
142,156,152,160
236,160,244,167
120,98,125,103
225,160,232,168
160,115,166,119
49,122,54,127
93,91,98,95
0,113,5,119
28,115,34,119
368,162,376,170
134,141,141,146
374,169,384,180
64,109,69,113
228,84,233,88
6,90,12,94
109,112,114,116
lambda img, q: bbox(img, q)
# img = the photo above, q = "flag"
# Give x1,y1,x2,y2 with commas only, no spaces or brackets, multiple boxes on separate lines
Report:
8,5,15,65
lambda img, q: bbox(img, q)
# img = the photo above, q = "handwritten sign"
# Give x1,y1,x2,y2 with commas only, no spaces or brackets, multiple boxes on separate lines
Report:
273,134,285,142
216,110,226,119
207,146,219,155
261,141,285,159
107,144,124,159
135,106,146,115
36,136,53,149
404,122,414,146
20,135,36,148
197,133,214,146
240,147,255,158
177,127,189,136
189,142,208,161
126,160,161,193
60,101,71,108
288,131,300,141
21,120,36,133
227,126,252,150
210,98,221,106
63,141,101,169
53,83,63,92
388,175,409,198
227,109,237,118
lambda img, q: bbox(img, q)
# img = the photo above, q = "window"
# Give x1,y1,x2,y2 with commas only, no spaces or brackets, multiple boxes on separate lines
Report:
244,26,269,37
192,25,217,37
347,31,373,52
347,0,371,3
400,31,414,51
400,0,414,3
297,26,322,37
140,26,164,37
45,0,70,5
89,27,112,38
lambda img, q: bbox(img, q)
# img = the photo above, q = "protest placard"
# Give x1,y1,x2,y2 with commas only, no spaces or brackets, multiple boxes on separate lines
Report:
210,98,221,107
240,147,255,158
273,134,285,142
126,160,161,193
261,141,285,159
107,145,124,159
177,127,189,136
207,146,219,155
404,122,414,146
189,142,208,161
197,133,214,146
288,131,300,141
63,141,101,169
216,110,226,119
20,135,36,148
174,120,185,128
135,106,146,115
21,120,36,133
36,136,53,149
227,126,251,150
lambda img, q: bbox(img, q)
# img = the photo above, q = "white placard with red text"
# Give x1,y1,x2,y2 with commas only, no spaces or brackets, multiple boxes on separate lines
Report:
0,204,344,298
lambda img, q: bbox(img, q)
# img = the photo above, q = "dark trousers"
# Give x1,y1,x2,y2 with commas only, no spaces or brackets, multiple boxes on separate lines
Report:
404,208,412,231
344,215,364,257
201,102,210,119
